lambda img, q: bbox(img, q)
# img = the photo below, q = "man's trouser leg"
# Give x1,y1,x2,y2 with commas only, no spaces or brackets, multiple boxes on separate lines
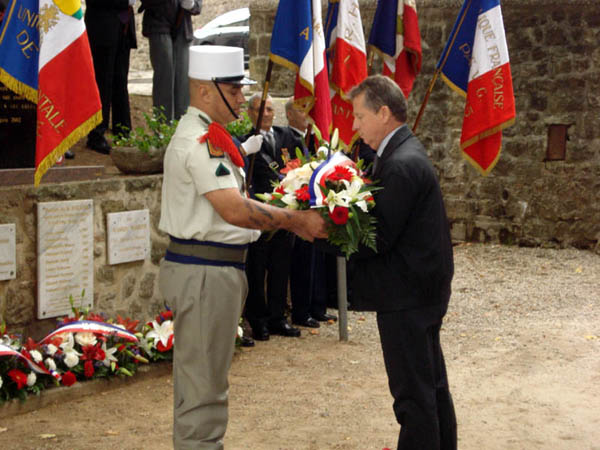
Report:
377,305,457,450
159,260,247,450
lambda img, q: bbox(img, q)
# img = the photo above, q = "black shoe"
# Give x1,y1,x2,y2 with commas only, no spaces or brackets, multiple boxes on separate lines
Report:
64,150,75,159
269,321,301,337
240,336,255,347
86,138,111,154
292,317,320,328
313,313,337,322
252,325,270,341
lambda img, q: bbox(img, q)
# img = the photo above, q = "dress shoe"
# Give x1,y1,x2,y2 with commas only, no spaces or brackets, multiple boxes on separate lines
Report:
240,336,255,347
252,325,270,341
313,312,337,322
86,138,111,154
268,321,301,337
64,150,75,159
292,317,320,328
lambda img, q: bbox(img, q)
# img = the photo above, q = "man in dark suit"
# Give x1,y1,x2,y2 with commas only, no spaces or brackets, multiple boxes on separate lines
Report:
84,0,137,154
348,75,457,450
243,94,305,340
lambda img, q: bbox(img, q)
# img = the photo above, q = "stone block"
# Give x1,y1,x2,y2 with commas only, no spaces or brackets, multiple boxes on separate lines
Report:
139,273,156,299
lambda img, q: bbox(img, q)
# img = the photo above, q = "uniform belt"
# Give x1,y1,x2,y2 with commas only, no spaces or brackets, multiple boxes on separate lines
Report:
165,236,248,270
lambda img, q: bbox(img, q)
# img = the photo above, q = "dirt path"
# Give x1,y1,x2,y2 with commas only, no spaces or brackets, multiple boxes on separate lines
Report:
1,244,599,449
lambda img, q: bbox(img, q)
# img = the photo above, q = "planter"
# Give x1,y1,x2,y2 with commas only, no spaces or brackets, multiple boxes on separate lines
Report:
110,146,166,174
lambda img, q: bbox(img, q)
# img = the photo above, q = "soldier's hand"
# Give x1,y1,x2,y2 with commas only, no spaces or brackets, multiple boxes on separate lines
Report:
292,209,328,242
241,135,263,156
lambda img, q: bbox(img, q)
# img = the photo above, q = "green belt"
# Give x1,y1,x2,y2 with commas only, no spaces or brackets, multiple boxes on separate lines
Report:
167,240,248,265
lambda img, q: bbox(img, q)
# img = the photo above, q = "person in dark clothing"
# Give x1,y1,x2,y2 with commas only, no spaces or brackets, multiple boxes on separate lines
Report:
84,0,137,154
243,94,305,340
139,0,202,121
348,75,457,450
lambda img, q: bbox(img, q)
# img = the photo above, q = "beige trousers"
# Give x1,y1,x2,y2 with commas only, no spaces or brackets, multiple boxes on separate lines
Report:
159,259,247,450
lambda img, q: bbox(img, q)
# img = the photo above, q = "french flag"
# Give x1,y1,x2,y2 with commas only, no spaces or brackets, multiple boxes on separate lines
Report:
40,320,139,344
270,0,332,141
438,0,515,174
0,0,102,185
368,0,422,98
325,0,368,149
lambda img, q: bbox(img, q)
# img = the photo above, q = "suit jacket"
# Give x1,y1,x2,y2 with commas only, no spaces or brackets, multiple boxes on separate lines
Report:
244,126,305,196
85,0,137,49
139,0,201,41
349,126,454,312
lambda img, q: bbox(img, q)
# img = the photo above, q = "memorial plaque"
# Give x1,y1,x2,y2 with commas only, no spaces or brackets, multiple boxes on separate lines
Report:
37,200,94,319
0,224,16,280
0,82,36,169
106,210,150,265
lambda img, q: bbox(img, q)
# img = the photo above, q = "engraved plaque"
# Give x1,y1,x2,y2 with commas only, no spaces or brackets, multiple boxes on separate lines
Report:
0,224,16,280
37,200,94,319
106,210,150,265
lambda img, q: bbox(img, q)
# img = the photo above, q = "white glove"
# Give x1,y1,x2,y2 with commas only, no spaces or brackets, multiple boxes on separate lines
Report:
128,0,136,6
180,0,194,10
241,134,263,156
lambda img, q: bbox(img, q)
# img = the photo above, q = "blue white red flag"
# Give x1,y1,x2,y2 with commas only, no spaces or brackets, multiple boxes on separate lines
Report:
368,0,422,98
437,0,515,174
270,0,332,141
308,150,355,207
325,0,367,149
40,320,139,344
0,0,101,185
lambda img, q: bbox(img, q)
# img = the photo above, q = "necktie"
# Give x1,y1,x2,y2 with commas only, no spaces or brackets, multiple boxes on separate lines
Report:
264,131,276,156
372,154,380,174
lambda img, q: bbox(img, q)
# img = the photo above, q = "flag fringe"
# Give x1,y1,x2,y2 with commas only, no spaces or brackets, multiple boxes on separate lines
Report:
0,68,38,104
460,116,515,150
34,110,102,186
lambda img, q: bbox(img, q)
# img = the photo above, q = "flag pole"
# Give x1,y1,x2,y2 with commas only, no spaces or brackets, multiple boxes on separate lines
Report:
412,0,473,133
246,59,274,191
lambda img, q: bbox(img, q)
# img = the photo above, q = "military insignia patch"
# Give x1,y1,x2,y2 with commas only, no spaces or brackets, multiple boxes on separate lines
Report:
206,140,224,158
216,162,230,176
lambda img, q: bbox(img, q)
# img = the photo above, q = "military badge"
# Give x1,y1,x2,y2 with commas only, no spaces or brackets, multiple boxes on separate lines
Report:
199,122,244,167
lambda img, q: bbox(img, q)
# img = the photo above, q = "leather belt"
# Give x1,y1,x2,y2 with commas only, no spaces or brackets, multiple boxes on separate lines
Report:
165,236,248,269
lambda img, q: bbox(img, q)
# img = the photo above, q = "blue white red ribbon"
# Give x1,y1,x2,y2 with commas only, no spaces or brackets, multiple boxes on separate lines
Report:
40,320,138,344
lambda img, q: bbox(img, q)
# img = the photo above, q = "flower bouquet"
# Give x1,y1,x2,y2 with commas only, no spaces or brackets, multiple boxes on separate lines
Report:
256,129,379,258
137,309,174,362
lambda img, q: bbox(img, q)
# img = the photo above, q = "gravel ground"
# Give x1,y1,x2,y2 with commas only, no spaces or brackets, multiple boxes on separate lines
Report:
1,243,599,449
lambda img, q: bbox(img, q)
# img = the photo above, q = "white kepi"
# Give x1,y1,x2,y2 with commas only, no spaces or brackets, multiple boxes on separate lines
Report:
188,45,255,85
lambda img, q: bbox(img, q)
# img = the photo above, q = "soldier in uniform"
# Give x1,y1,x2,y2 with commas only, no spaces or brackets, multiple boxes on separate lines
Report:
158,45,327,449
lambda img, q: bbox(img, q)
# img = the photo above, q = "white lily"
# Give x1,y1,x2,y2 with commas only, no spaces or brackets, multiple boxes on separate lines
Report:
101,341,118,368
45,343,58,356
59,333,82,368
325,189,351,212
145,320,174,349
280,193,299,209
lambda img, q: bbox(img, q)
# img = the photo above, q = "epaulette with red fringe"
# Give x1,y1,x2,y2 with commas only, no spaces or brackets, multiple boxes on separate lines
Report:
198,122,244,168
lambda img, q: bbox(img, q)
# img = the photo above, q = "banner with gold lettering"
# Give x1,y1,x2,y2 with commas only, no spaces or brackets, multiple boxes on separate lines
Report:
0,0,101,185
325,0,367,150
437,0,515,175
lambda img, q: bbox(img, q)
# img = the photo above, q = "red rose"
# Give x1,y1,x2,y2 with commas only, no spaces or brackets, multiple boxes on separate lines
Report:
7,369,27,389
61,371,77,387
329,206,349,225
295,185,310,202
84,360,95,378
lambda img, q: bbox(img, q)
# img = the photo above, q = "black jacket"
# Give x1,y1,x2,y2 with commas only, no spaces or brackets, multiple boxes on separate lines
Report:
85,0,137,49
139,0,201,41
349,126,454,312
244,126,305,196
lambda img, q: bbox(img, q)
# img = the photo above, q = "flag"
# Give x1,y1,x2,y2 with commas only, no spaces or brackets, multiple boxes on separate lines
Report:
0,0,101,185
325,0,367,149
437,0,515,175
270,0,332,141
368,0,422,98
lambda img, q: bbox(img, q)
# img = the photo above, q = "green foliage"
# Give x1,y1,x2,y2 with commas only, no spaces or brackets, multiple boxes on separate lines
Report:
226,111,253,138
113,107,178,152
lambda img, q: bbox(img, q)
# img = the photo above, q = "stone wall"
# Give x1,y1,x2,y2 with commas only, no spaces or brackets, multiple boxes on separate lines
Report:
0,177,168,339
249,0,600,250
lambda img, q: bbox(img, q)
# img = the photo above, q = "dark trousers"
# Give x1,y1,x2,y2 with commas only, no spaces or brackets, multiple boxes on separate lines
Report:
245,230,294,329
290,239,328,322
377,305,457,450
88,27,132,141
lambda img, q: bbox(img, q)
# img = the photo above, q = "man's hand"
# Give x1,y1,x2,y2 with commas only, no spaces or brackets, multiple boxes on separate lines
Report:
240,135,263,156
289,209,328,242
